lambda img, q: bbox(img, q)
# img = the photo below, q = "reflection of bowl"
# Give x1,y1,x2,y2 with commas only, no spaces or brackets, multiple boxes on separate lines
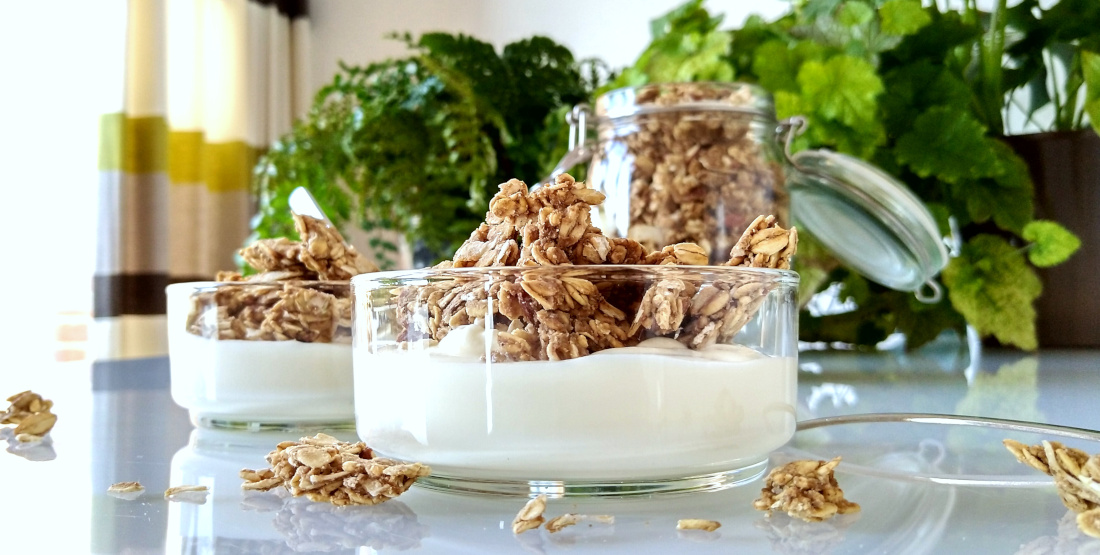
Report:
167,429,427,554
167,281,354,431
352,264,799,496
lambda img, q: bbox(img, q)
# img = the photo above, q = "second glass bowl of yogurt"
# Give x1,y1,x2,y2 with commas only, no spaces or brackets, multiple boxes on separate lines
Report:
352,264,798,496
167,280,355,431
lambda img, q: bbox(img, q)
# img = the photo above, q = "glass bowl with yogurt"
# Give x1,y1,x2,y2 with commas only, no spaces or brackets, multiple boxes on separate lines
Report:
352,264,798,496
167,280,355,431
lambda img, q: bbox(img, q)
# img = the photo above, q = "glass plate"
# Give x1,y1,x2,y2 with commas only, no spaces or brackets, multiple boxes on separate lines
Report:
785,413,1100,487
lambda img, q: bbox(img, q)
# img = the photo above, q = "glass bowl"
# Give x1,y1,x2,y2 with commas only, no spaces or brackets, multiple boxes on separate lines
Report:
351,264,799,496
166,281,355,431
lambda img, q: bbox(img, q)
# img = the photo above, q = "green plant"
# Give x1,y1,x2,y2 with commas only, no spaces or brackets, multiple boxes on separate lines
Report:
250,33,608,268
614,0,1083,350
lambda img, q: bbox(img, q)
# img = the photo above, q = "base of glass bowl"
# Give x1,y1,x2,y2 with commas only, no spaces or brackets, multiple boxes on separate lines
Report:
413,459,768,498
191,413,356,433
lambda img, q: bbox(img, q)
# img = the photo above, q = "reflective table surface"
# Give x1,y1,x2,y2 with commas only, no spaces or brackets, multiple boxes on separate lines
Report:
2,346,1099,554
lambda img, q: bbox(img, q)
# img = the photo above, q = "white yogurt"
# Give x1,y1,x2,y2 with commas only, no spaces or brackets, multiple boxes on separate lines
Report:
168,332,354,425
355,327,796,481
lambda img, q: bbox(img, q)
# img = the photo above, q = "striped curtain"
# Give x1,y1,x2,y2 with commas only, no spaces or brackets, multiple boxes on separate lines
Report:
94,0,311,360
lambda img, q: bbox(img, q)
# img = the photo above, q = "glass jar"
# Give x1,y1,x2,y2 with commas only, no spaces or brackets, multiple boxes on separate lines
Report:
555,82,949,295
352,264,799,497
166,281,355,431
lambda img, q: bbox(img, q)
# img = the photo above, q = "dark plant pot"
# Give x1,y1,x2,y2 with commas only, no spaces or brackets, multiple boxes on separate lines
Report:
1005,130,1100,348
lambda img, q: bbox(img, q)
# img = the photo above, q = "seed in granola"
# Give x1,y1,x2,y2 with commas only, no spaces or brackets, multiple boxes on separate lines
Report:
12,409,56,437
677,519,721,532
512,494,547,534
15,433,42,443
753,457,860,522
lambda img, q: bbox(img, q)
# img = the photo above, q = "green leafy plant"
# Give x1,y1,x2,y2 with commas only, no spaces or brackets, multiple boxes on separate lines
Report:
615,0,1084,350
251,33,608,268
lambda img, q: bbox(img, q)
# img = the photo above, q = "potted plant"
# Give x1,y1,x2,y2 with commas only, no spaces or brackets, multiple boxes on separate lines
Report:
606,0,1087,351
250,33,608,268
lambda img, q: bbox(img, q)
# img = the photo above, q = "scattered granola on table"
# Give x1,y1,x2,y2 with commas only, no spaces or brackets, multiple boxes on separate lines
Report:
165,485,210,504
186,214,377,344
107,481,146,500
544,513,615,533
1004,439,1100,539
677,519,722,532
753,457,861,522
512,494,548,534
240,433,430,507
1,390,57,442
393,173,798,362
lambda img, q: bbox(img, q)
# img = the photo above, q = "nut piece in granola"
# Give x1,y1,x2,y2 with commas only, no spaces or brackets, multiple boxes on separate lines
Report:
727,215,798,270
512,494,548,534
107,481,145,500
1004,439,1100,538
295,214,380,279
753,457,861,522
677,519,722,532
240,433,430,506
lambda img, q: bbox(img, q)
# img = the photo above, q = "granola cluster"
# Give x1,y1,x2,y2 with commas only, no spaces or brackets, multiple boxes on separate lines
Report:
753,457,861,522
1,390,57,443
394,173,797,361
186,214,377,343
621,82,787,261
240,433,430,506
1005,439,1100,538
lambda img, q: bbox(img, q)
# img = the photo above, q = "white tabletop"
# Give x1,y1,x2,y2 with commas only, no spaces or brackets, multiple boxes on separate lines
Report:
2,347,1099,554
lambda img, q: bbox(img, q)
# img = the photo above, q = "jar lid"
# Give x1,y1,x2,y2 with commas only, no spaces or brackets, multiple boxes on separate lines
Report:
787,149,949,293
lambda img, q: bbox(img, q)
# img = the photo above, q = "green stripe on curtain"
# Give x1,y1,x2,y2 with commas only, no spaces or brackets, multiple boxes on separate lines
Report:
167,131,259,192
98,113,168,173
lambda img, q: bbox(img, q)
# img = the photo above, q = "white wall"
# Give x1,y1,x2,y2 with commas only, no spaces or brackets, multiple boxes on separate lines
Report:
308,0,789,94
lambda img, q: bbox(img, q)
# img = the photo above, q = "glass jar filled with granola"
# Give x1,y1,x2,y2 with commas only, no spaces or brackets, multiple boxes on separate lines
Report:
554,82,949,294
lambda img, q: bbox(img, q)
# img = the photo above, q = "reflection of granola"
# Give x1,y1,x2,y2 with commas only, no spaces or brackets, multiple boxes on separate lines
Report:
753,458,861,522
1005,439,1100,538
1017,511,1100,554
187,214,377,343
241,433,430,507
754,512,859,555
274,498,429,551
394,174,798,362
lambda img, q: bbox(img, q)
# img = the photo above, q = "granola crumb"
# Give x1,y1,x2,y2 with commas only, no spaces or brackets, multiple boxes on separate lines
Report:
240,433,430,506
1,391,57,438
677,519,721,532
544,513,614,533
107,481,145,500
1005,439,1100,538
512,494,548,534
753,457,860,522
165,485,210,504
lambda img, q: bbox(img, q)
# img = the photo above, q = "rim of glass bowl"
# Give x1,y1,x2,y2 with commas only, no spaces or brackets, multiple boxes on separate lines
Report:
167,280,353,294
350,264,799,289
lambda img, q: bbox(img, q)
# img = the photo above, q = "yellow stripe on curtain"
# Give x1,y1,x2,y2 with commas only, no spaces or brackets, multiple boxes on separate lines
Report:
168,131,260,192
97,113,168,173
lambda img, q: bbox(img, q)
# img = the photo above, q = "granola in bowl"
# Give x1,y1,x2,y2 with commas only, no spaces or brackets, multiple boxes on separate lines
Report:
168,214,379,431
351,174,800,496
